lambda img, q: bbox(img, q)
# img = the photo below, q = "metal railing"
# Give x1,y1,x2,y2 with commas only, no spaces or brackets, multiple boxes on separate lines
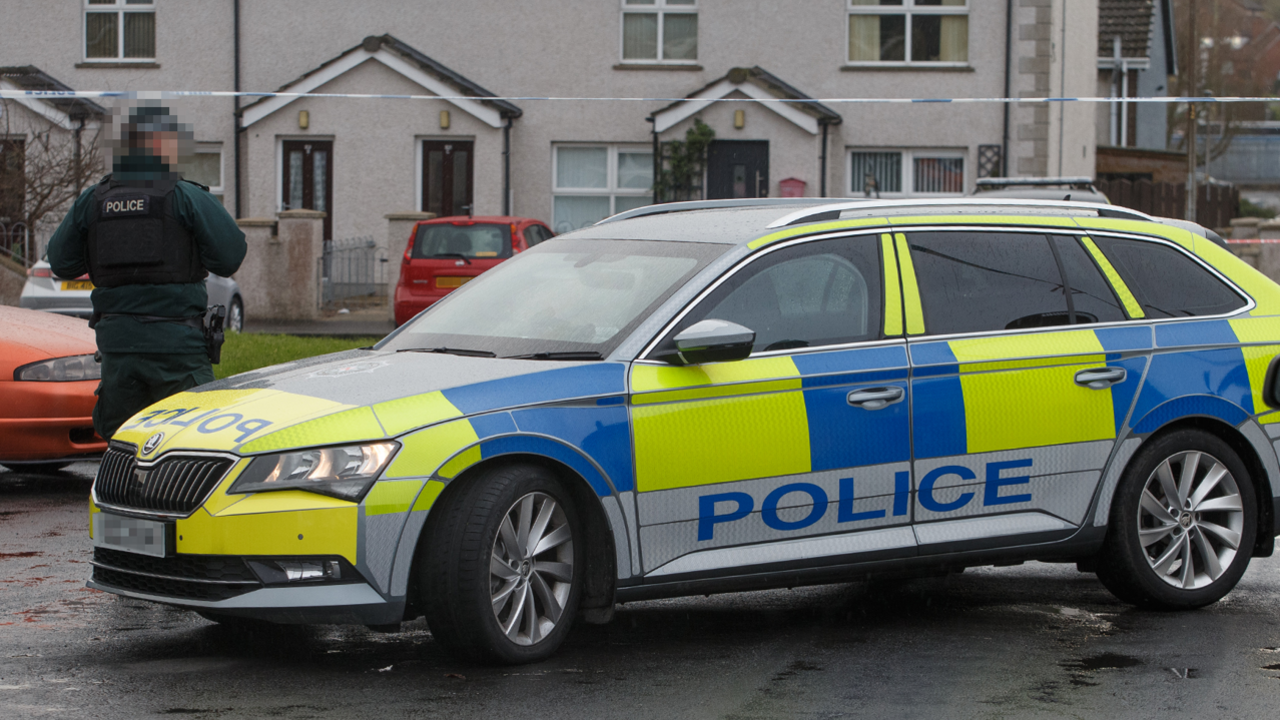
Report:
317,235,389,310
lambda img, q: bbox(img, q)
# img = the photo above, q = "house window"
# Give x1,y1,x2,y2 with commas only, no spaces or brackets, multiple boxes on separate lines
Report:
621,0,697,63
553,145,653,233
85,0,156,61
187,145,223,204
848,0,967,65
849,149,965,196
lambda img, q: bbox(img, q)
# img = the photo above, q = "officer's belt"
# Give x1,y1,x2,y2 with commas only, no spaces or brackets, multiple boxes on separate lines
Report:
90,312,204,330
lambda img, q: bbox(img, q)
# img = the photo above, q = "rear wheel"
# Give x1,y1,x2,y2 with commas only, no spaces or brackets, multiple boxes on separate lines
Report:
226,296,244,333
420,463,582,664
1097,430,1256,609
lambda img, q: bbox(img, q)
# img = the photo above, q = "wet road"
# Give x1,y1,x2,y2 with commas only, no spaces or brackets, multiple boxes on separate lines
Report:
3,464,1280,719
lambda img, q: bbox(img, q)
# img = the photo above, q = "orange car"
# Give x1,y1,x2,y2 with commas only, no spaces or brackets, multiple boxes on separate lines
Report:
0,306,106,471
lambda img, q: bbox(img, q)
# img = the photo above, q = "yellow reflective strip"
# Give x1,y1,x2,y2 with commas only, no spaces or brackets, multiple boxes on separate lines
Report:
1192,240,1280,316
889,215,1079,228
177,505,358,565
89,496,98,538
949,330,1106,363
384,419,480,479
1073,217,1194,249
894,233,925,335
239,406,386,454
747,217,890,250
882,233,903,336
631,356,800,393
631,378,803,406
197,458,253,516
960,353,1107,374
1080,236,1145,319
438,445,482,479
412,480,446,512
1229,318,1280,419
363,479,424,516
373,390,464,437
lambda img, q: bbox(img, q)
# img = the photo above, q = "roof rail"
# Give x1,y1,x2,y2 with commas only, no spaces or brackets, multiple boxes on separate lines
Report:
975,176,1096,189
765,198,1153,229
595,198,847,225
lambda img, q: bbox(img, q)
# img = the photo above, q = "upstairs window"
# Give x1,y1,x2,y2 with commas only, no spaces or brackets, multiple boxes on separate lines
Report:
848,0,968,65
622,0,698,63
85,0,156,61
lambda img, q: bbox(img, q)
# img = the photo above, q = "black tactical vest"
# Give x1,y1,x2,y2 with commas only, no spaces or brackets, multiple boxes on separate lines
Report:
85,176,206,287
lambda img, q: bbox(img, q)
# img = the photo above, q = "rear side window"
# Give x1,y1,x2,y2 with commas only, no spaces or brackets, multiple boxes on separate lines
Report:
412,223,513,260
1051,236,1126,324
524,225,553,247
1091,236,1246,318
908,232,1071,335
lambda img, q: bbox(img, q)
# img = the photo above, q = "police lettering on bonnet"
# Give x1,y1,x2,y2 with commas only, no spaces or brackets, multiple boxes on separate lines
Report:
46,102,247,439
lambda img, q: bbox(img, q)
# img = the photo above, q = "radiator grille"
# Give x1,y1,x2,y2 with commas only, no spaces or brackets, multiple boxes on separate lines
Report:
93,445,235,516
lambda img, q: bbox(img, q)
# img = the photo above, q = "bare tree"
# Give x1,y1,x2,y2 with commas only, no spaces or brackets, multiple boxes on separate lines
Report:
0,98,104,265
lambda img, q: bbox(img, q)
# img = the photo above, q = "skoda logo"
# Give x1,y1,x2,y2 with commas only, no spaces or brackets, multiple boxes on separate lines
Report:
142,432,165,456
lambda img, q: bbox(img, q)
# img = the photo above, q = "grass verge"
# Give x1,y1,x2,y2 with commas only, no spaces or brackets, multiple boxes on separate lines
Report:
215,332,381,380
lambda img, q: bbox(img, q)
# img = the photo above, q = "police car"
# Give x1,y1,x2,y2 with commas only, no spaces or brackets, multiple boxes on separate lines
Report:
89,198,1280,664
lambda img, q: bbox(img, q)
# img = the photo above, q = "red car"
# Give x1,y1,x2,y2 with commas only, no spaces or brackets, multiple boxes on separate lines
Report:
393,216,553,326
0,306,106,471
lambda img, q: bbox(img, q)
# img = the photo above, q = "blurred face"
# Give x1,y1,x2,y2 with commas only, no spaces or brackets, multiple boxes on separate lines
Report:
146,131,180,166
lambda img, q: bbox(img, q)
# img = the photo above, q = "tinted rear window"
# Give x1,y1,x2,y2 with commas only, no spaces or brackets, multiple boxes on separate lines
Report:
412,223,513,260
1092,236,1245,318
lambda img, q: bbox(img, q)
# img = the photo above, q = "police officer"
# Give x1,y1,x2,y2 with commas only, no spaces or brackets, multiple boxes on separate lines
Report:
47,104,246,439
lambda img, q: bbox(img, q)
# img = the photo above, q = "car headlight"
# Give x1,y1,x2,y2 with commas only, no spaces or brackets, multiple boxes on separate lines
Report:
14,354,102,381
229,442,399,501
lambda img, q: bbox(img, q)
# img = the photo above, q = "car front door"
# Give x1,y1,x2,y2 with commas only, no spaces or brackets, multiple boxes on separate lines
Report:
629,233,915,581
900,229,1147,550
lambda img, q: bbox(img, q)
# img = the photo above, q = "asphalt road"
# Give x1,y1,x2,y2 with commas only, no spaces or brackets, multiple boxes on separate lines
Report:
3,463,1279,719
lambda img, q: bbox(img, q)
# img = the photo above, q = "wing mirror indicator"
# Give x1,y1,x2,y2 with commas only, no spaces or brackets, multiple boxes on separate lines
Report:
667,319,755,366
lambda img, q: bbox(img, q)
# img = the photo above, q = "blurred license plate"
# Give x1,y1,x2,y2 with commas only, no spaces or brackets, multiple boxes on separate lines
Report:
93,512,171,558
436,276,472,288
61,280,94,291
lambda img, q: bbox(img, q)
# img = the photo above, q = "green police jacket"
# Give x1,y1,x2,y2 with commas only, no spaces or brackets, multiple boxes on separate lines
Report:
48,171,247,354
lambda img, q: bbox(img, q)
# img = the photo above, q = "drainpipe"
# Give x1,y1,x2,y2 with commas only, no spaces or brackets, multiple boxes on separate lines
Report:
233,0,242,218
502,116,512,215
820,123,829,197
648,116,659,204
73,118,84,194
1002,0,1013,176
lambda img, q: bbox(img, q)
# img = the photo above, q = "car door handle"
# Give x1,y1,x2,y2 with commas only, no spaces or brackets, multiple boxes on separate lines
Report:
847,386,904,410
1074,367,1126,390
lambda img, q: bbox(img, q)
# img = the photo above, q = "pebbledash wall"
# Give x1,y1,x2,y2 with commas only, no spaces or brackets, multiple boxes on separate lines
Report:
4,0,1100,256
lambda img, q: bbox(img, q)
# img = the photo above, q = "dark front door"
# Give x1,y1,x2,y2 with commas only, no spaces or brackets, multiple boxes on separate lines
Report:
422,140,474,217
282,140,334,240
706,140,769,200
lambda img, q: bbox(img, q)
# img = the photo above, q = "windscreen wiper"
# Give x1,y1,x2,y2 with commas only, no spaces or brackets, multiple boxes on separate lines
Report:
505,351,603,361
430,253,472,265
399,346,496,357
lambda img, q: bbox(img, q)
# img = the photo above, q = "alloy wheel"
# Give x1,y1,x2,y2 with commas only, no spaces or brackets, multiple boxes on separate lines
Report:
489,491,574,646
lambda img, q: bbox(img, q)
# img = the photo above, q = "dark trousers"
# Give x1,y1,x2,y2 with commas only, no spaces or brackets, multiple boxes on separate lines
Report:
93,352,214,439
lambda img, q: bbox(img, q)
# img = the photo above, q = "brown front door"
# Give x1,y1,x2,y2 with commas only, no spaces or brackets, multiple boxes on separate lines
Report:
422,140,474,217
282,140,334,240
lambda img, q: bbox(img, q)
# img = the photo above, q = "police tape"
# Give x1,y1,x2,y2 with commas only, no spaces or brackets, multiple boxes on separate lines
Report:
1,89,1278,104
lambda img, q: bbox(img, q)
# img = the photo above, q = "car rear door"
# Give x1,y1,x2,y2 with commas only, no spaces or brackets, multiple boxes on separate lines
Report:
899,228,1148,551
629,232,916,581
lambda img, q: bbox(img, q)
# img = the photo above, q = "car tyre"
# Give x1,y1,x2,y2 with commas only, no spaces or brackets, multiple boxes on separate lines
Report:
420,463,583,665
1096,429,1256,609
227,296,244,333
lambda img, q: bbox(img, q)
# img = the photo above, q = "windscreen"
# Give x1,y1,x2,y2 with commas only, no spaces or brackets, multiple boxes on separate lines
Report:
381,238,725,358
412,223,513,260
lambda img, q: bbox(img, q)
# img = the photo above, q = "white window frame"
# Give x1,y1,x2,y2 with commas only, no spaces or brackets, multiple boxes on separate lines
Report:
552,144,653,233
83,0,156,62
619,0,699,65
846,0,968,67
846,148,967,198
190,143,223,200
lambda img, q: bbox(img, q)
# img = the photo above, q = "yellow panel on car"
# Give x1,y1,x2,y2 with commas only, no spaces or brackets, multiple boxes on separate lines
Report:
633,391,811,492
747,217,890,250
363,479,425,516
373,390,463,437
239,405,385,454
176,505,358,564
951,331,1115,453
1229,317,1280,422
384,418,479,479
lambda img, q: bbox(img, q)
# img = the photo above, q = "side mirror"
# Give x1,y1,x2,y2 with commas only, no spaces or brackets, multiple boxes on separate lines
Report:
668,319,755,365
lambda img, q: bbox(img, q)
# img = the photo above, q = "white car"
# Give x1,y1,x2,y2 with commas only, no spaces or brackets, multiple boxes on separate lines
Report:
19,260,245,332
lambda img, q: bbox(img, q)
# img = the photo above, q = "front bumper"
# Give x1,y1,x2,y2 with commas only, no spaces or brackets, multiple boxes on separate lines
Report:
0,378,104,460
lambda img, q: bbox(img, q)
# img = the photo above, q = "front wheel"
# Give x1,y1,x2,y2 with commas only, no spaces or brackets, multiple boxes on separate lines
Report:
226,296,245,333
1097,429,1256,609
420,464,583,664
